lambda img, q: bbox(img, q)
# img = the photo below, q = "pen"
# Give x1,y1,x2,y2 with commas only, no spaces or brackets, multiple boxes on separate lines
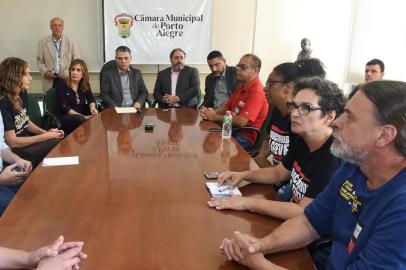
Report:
218,185,231,192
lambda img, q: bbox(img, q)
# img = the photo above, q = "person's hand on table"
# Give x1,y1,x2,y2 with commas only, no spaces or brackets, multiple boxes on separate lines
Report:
27,235,87,270
46,129,64,139
220,231,264,262
208,196,249,211
217,171,247,188
199,106,208,118
36,246,87,270
229,231,282,270
90,107,98,116
133,102,142,109
200,107,217,121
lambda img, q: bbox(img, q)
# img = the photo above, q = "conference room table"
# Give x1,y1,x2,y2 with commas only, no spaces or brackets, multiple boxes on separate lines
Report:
0,108,314,270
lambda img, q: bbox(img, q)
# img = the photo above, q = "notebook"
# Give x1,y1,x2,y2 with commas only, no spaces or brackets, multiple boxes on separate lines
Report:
205,182,242,198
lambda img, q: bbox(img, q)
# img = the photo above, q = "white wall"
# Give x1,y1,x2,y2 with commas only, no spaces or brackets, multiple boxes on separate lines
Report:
346,0,406,83
1,0,405,94
0,0,256,93
253,0,354,87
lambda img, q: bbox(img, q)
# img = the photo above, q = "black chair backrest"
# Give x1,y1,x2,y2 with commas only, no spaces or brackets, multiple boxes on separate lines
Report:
27,94,43,128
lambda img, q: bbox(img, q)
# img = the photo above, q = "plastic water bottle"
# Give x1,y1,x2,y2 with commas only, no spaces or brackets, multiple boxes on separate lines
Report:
222,111,232,139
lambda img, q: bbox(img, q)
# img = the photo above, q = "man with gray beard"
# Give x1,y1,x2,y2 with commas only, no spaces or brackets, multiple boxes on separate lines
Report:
219,80,406,270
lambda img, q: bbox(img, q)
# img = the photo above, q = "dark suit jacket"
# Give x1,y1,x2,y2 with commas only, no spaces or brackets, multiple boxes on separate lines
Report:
100,66,148,108
201,66,238,108
153,66,200,108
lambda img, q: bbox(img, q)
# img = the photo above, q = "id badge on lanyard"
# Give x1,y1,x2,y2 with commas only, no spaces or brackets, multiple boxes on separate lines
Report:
53,40,61,74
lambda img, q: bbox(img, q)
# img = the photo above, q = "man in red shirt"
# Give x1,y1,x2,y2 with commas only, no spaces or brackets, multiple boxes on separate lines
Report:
200,54,269,151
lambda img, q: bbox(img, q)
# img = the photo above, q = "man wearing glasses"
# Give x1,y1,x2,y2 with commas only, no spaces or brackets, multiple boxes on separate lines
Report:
200,54,268,151
209,77,346,269
218,80,406,270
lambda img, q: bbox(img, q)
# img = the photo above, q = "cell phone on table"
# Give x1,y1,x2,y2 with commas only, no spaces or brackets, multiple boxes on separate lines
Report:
204,171,219,179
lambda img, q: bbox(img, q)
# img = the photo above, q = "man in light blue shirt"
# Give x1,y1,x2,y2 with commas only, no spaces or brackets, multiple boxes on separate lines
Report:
0,113,32,214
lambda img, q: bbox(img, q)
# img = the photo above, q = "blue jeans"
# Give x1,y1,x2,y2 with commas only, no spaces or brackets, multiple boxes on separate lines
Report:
309,241,331,270
277,183,293,202
232,132,252,152
0,186,17,214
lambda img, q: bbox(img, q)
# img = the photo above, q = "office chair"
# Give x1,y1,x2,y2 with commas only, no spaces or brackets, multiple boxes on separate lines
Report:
43,88,62,129
249,107,273,157
27,94,43,128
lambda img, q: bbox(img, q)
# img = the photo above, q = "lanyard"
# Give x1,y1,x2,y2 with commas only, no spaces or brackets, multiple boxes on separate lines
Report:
53,38,62,57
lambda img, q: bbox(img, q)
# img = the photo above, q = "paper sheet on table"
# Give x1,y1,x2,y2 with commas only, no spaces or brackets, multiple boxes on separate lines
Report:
206,182,242,198
42,156,79,167
115,107,138,113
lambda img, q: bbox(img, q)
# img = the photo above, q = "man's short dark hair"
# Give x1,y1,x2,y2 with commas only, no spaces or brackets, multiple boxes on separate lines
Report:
242,53,261,70
116,46,131,55
360,80,406,156
296,77,347,117
207,50,224,61
366,58,385,72
170,48,186,59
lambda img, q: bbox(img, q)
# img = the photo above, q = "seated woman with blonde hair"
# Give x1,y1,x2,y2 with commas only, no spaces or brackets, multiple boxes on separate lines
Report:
0,57,64,168
55,59,98,134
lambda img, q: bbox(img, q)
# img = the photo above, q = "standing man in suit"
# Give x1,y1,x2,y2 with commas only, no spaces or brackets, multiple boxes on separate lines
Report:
200,50,238,109
37,17,80,94
153,48,200,108
100,46,148,109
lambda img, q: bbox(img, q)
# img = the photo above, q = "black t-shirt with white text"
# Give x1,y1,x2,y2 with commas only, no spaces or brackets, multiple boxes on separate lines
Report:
0,91,29,137
282,136,341,203
267,108,295,165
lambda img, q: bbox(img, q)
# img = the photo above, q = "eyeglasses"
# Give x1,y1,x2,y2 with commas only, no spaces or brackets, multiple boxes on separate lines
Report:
286,101,322,115
266,80,285,87
236,64,252,71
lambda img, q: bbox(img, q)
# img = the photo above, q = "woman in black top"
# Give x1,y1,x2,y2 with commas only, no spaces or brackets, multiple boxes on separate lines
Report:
0,57,64,168
55,59,98,134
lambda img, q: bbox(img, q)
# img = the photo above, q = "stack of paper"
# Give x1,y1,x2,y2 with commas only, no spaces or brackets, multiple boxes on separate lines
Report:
205,182,242,198
115,107,138,114
42,156,79,167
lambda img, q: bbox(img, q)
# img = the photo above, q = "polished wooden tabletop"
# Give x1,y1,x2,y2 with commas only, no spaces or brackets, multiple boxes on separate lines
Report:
0,108,314,270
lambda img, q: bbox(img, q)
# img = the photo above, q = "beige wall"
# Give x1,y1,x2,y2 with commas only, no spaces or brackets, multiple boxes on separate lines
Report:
1,0,256,94
7,0,382,96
